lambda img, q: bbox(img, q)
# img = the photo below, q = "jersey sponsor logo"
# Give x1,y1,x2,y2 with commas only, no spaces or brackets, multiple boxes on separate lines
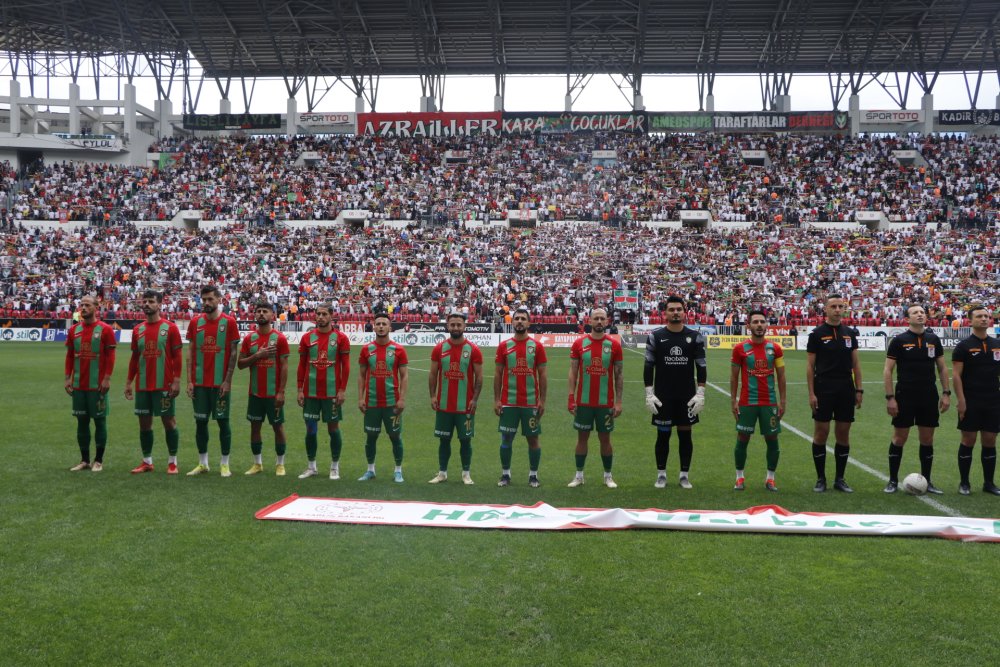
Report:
373,359,392,378
510,356,535,376
311,350,334,370
444,361,466,380
670,346,683,356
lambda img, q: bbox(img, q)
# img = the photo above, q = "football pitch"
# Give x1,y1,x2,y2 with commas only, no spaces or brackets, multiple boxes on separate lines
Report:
2,343,998,666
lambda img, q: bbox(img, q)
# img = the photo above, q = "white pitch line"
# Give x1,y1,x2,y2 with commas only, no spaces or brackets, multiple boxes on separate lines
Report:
704,382,963,518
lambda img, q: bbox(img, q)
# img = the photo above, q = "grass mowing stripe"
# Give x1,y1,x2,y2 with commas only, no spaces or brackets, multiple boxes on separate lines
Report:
704,381,964,518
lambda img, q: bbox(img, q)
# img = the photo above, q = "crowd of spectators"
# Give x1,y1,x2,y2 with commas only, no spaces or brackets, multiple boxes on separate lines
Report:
1,133,998,228
2,219,997,328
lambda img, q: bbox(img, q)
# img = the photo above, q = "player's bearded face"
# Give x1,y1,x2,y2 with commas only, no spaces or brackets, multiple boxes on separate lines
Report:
315,310,331,328
255,309,271,326
667,306,684,322
750,319,767,337
202,294,219,313
513,317,528,333
448,319,464,339
142,298,159,316
79,299,95,319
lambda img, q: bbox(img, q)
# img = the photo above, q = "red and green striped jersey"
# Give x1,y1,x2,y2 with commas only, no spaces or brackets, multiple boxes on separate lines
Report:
241,329,291,398
130,320,183,391
431,338,484,414
297,329,351,399
359,341,408,408
570,334,623,407
187,313,240,388
65,320,117,390
495,336,548,407
731,339,785,407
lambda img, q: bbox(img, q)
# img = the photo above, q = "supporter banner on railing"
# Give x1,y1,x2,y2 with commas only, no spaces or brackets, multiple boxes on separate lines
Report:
938,109,1000,126
502,112,647,134
613,289,640,311
358,112,503,137
256,496,1000,542
182,113,283,131
861,110,924,124
59,137,124,151
647,111,848,133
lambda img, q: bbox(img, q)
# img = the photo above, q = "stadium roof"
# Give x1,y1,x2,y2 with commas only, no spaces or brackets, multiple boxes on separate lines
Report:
2,0,998,80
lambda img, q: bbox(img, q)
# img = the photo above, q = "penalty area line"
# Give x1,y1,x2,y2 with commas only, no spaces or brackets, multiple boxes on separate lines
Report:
704,382,963,518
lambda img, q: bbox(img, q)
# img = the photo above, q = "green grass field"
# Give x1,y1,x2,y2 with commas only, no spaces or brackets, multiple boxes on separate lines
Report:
2,342,999,666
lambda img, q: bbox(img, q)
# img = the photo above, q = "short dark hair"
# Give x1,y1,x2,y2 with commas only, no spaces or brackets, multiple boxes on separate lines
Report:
142,289,163,303
315,303,333,315
254,300,273,312
373,312,391,323
666,295,686,310
447,312,467,321
968,304,989,318
513,307,530,319
826,293,844,303
748,309,767,322
905,304,925,316
200,284,222,298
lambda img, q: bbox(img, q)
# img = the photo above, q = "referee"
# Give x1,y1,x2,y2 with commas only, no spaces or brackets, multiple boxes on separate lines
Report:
952,305,1000,496
882,305,950,494
805,294,863,493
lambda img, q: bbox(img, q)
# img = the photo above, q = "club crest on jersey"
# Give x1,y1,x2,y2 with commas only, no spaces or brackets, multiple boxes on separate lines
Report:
160,329,168,337
463,350,470,359
387,348,394,357
686,337,691,344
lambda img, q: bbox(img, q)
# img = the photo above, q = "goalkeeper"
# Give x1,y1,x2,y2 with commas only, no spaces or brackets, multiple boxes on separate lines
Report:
643,295,707,489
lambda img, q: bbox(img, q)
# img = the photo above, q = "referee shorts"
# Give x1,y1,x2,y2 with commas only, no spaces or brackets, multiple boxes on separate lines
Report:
957,396,1000,434
812,387,856,423
891,386,939,429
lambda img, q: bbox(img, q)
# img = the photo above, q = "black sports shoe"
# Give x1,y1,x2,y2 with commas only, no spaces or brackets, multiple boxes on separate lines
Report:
528,475,540,488
833,478,854,493
497,474,511,487
983,483,1000,496
926,482,943,495
958,483,971,496
883,480,898,494
813,478,827,493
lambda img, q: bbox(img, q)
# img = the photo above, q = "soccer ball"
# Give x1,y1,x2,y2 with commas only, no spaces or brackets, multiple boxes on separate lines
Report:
901,473,928,496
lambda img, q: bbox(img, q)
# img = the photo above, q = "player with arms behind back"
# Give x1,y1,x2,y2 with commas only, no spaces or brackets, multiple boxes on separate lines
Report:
952,305,1000,496
65,295,116,472
357,313,409,483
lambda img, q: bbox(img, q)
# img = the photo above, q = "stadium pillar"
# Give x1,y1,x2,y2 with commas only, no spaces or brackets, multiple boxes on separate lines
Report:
154,98,171,140
775,94,791,113
420,96,437,112
564,94,572,112
633,93,644,111
355,96,365,113
494,94,503,111
921,94,934,135
286,97,296,136
217,98,232,137
9,80,21,135
849,94,860,136
123,84,137,150
705,94,715,112
68,83,81,135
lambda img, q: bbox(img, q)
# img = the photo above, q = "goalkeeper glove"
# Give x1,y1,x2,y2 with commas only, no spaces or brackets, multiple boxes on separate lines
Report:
644,386,662,415
687,386,706,417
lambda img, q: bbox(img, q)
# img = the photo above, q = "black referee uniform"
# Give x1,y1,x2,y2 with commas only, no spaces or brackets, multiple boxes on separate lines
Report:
884,329,947,491
952,333,1000,494
806,322,861,490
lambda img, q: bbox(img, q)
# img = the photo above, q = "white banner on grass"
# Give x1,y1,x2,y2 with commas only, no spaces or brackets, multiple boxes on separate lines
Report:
256,496,1000,542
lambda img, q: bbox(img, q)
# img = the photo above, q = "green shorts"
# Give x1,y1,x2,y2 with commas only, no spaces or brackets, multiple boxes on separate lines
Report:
736,405,782,437
498,406,542,437
247,395,285,425
303,397,342,424
364,406,402,436
573,405,615,433
193,386,231,421
435,411,475,439
72,390,109,419
134,390,176,417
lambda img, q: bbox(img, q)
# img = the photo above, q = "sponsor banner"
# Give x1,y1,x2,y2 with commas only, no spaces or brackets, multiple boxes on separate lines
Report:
938,109,1000,126
60,137,124,151
707,334,796,350
502,112,646,134
862,110,924,124
786,111,849,131
182,113,283,131
796,334,885,352
358,112,502,137
395,322,494,334
346,331,499,348
0,327,66,342
592,149,617,159
256,496,1000,542
500,333,622,349
295,112,355,129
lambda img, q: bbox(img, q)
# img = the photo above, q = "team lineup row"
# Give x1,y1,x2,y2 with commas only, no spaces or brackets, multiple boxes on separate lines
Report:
64,288,1000,495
